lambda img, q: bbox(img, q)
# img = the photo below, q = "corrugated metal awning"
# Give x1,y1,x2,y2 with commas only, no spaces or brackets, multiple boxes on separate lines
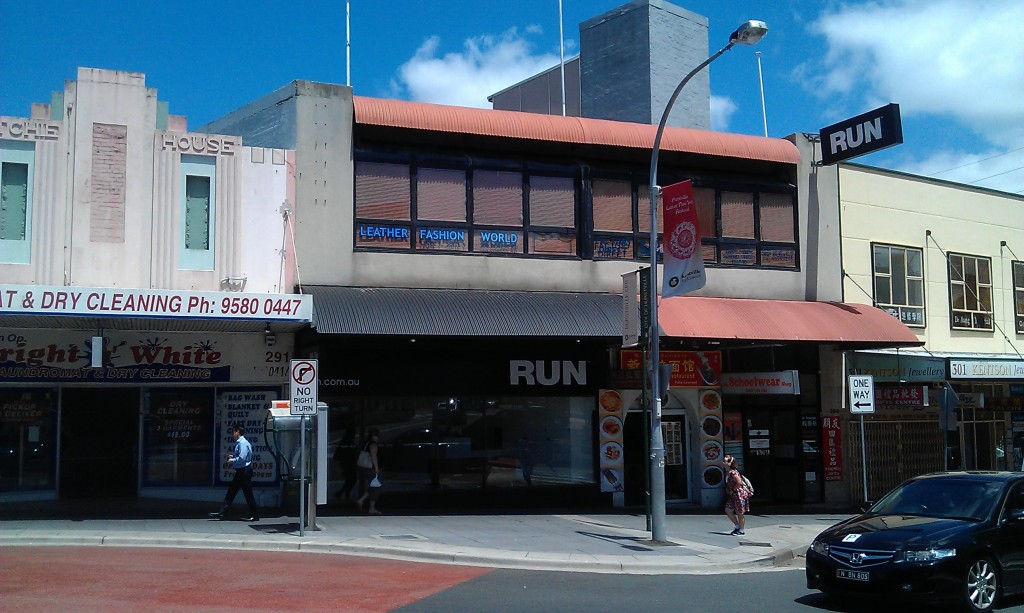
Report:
658,296,924,349
305,286,623,337
0,315,309,333
353,96,800,164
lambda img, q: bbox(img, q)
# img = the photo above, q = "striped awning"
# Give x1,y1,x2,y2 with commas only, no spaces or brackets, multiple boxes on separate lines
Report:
304,286,623,337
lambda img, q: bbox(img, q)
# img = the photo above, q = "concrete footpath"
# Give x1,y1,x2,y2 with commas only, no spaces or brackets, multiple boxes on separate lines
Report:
0,502,850,575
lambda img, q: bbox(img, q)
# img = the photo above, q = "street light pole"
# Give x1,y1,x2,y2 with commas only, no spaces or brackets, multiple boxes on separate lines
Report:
646,20,767,543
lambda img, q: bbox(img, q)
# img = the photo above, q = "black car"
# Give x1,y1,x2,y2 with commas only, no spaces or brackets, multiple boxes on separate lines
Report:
806,471,1024,611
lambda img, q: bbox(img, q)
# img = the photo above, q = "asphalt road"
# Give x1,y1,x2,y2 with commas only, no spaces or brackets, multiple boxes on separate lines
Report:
4,547,1024,612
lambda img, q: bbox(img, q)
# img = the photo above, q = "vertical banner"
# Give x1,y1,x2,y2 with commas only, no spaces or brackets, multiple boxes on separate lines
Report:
660,180,706,298
621,271,640,348
822,415,843,481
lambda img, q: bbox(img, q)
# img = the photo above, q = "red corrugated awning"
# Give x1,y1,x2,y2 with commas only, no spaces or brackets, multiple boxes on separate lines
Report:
658,297,923,348
353,96,800,165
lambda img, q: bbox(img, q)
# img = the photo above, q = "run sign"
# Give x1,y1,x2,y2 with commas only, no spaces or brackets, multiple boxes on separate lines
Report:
289,359,318,415
848,375,875,414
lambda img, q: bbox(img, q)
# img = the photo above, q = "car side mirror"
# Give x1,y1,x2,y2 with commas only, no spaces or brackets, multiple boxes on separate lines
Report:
1009,508,1024,522
861,501,874,513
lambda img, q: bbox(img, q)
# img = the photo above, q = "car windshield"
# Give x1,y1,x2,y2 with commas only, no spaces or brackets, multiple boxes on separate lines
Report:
870,478,1001,521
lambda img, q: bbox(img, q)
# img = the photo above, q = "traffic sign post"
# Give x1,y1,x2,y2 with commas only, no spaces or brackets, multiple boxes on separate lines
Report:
848,375,875,414
289,360,318,415
289,359,318,536
848,374,874,504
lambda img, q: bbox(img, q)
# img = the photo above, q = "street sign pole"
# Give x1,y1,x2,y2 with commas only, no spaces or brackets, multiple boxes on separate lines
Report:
860,414,868,503
300,415,306,536
290,359,318,537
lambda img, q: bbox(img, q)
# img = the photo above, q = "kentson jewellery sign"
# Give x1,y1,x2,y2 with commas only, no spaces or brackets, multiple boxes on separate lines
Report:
1,285,312,321
949,359,1024,380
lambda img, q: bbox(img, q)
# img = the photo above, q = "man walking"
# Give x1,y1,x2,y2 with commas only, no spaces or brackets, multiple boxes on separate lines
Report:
209,424,259,521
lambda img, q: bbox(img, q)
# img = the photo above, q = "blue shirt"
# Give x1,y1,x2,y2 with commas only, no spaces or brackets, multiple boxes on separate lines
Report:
230,435,254,469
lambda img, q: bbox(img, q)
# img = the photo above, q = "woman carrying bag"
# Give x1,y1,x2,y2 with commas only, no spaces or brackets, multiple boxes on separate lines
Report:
355,428,382,515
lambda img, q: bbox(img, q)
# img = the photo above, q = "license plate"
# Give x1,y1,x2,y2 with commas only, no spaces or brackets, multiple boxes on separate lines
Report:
837,569,869,581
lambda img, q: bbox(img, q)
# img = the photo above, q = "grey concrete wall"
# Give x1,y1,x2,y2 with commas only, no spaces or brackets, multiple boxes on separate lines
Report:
490,58,581,116
787,132,843,302
580,0,709,129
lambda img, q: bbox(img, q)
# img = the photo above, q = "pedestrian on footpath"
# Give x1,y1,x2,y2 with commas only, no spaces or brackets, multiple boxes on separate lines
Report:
209,424,259,522
333,428,359,502
723,455,750,535
354,428,382,515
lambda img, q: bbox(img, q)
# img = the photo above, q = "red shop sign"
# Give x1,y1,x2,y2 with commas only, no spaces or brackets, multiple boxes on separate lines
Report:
822,415,843,481
620,350,722,388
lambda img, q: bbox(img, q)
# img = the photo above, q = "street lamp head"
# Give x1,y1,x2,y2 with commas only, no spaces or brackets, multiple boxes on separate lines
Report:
730,20,768,46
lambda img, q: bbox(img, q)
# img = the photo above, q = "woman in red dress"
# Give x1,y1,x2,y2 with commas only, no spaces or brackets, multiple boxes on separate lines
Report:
723,455,750,535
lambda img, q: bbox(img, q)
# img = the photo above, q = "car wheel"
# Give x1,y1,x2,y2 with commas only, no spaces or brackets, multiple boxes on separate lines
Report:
964,555,999,612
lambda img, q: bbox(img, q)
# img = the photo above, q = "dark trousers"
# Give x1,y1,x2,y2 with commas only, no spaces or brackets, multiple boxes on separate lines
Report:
221,467,258,515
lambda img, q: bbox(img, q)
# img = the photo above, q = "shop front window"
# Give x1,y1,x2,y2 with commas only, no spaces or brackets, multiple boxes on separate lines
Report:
0,389,56,491
327,395,594,492
142,389,214,485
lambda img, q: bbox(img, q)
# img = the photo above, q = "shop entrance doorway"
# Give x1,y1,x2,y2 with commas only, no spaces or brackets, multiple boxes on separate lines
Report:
743,407,802,503
60,388,139,498
623,413,690,506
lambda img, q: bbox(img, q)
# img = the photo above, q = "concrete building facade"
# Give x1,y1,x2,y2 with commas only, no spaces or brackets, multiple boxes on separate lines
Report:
1,68,311,504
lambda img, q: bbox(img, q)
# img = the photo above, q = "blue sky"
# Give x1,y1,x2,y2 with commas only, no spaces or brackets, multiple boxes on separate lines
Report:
2,0,1022,194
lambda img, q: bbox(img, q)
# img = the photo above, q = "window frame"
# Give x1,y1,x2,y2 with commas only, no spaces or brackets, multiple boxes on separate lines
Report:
1013,260,1024,335
0,139,35,264
353,152,580,259
179,154,216,271
871,242,926,328
588,175,798,270
947,251,993,331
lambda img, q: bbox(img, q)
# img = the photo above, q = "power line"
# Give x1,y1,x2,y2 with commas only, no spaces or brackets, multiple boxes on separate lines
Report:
926,146,1024,176
967,165,1024,185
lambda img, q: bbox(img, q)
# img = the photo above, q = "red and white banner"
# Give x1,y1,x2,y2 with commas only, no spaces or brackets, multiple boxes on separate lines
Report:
660,180,705,298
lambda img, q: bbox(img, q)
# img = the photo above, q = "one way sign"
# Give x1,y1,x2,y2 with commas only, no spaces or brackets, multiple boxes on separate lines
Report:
848,375,876,414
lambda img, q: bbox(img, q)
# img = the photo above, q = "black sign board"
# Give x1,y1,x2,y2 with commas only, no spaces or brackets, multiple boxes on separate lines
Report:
819,103,903,165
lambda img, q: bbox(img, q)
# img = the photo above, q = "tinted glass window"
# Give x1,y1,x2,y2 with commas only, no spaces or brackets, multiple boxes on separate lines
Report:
872,478,1002,521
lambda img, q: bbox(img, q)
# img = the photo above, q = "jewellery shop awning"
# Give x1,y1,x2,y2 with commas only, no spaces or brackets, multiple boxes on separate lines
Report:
657,296,924,349
304,286,623,337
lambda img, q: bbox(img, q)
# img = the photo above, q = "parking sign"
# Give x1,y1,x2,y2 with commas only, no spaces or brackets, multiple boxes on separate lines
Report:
289,359,318,415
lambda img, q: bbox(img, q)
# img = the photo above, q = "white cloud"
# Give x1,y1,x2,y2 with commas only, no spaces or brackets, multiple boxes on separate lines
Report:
391,28,561,108
806,0,1024,193
898,147,1024,194
810,0,1024,148
710,96,737,132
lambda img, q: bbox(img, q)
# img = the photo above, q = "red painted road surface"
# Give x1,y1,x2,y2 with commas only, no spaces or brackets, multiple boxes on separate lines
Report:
0,546,492,612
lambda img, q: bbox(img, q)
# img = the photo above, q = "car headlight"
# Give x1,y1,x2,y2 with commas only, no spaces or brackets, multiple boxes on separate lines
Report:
903,549,956,562
810,540,830,555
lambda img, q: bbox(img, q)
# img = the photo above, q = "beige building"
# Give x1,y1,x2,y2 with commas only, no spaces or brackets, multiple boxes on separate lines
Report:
794,132,1024,505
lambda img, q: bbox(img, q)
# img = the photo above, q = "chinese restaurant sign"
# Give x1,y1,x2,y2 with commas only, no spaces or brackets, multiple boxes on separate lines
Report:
620,350,721,387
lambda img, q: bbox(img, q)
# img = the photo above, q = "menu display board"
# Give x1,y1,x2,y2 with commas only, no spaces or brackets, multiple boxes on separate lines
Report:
597,389,625,492
698,389,725,488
